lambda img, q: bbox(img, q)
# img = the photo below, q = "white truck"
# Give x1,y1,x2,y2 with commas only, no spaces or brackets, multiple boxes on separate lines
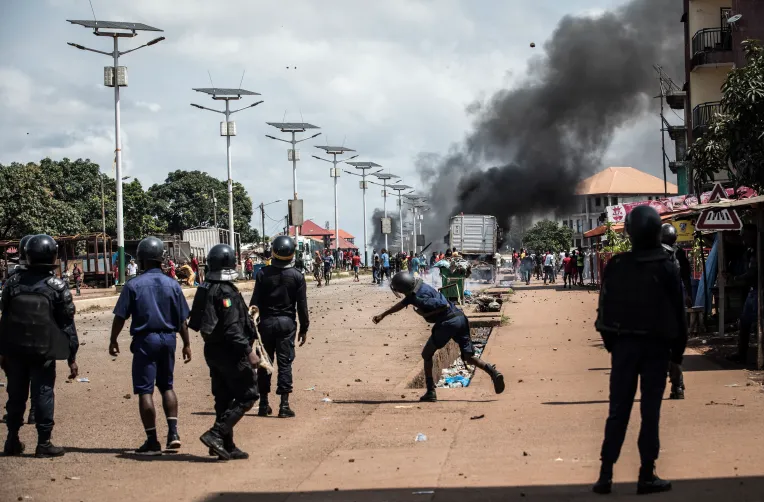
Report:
447,214,500,282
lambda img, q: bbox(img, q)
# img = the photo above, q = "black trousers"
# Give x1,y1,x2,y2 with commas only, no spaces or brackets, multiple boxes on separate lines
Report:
4,357,56,442
600,337,670,466
258,317,297,396
204,343,258,434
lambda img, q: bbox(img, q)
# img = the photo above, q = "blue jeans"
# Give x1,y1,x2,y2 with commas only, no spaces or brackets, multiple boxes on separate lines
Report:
131,332,177,395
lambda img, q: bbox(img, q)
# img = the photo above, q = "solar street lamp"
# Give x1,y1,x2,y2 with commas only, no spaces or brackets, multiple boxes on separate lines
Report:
313,146,358,252
371,172,400,251
344,162,382,266
389,184,412,253
67,19,165,286
265,122,321,243
191,88,263,251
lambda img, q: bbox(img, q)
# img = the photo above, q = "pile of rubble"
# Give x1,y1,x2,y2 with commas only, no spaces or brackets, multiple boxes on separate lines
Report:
437,327,492,388
465,294,503,313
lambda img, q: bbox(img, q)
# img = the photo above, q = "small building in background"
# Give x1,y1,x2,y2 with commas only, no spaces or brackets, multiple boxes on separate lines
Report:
559,167,678,248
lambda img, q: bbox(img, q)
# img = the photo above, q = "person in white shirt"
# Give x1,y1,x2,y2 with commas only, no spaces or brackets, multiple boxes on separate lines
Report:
543,251,555,285
127,259,138,279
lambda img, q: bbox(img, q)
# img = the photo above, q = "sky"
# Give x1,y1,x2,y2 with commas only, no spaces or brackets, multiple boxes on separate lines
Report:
0,0,678,245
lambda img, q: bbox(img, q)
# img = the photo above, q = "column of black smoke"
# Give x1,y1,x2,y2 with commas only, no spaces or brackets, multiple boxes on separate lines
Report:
415,0,683,241
369,208,400,252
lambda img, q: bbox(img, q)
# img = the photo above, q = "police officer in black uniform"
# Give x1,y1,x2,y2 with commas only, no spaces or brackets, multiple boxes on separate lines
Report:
250,236,309,418
661,223,691,399
0,234,79,458
593,206,687,495
189,244,259,460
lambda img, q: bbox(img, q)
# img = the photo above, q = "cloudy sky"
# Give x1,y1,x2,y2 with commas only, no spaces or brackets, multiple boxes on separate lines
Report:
0,0,674,244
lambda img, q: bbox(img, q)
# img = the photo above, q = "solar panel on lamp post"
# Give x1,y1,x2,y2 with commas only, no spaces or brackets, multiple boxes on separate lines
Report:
404,194,428,255
313,146,358,253
191,88,263,257
67,19,165,287
265,122,321,249
371,172,401,251
344,162,383,267
388,184,412,254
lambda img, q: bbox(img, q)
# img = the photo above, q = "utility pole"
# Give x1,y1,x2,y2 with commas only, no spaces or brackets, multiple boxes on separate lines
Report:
266,122,322,247
258,199,281,248
313,145,359,253
67,19,165,286
404,194,428,254
100,176,109,288
345,161,383,267
211,189,218,228
191,88,263,252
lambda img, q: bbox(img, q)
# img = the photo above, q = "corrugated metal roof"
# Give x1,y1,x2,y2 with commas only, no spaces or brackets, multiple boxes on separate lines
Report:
577,167,678,196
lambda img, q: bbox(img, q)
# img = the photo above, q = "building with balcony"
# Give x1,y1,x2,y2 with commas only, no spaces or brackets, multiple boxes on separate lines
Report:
558,167,678,248
682,0,764,189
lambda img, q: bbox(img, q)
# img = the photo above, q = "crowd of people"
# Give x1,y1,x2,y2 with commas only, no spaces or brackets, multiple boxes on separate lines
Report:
513,248,590,288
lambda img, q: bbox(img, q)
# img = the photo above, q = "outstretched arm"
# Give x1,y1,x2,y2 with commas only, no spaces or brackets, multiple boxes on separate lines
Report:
372,300,407,324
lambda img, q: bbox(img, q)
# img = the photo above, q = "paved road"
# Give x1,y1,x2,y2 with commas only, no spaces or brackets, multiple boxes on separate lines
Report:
2,278,763,501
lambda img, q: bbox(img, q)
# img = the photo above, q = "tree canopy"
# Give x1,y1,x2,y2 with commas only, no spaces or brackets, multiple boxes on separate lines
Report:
690,40,764,191
522,220,573,253
0,158,260,243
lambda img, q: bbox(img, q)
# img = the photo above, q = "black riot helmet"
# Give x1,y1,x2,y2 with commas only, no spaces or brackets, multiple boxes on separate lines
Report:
271,236,296,268
17,235,33,264
660,223,678,247
390,272,420,298
625,206,662,251
206,244,237,281
25,234,58,268
136,237,166,268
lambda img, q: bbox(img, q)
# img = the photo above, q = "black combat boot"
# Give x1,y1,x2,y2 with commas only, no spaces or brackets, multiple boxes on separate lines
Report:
419,389,438,402
27,405,36,425
3,435,25,456
258,396,273,417
278,394,295,418
592,462,613,494
35,442,65,458
200,429,229,461
485,364,506,394
224,431,249,460
669,387,685,400
637,464,672,495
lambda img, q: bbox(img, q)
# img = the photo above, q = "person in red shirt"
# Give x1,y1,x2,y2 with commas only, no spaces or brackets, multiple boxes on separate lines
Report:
352,251,362,282
562,252,574,289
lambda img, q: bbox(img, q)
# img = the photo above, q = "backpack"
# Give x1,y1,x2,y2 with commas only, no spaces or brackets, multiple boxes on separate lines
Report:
596,251,680,340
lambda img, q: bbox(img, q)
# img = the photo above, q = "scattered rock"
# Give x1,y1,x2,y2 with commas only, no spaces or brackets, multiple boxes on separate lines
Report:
123,394,131,399
348,459,355,463
523,451,529,456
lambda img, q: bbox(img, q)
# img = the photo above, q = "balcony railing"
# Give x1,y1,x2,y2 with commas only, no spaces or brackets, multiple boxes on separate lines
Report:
692,102,721,138
691,28,733,69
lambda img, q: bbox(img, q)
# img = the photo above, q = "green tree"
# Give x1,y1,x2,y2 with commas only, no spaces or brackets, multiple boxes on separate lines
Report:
0,162,84,240
522,220,573,253
690,40,764,190
602,221,631,253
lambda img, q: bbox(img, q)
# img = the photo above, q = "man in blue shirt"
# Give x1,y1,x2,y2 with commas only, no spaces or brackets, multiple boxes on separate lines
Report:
109,237,192,456
373,272,505,401
380,249,391,285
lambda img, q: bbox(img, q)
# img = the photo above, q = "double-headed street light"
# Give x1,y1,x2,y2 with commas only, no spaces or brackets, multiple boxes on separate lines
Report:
371,172,400,251
389,184,413,253
344,162,383,267
313,146,358,252
191,88,263,251
67,19,165,286
404,194,428,255
265,122,321,243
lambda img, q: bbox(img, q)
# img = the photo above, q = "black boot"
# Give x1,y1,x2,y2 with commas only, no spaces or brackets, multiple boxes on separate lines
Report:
258,396,273,417
27,405,36,425
35,441,65,458
278,394,295,418
592,462,613,494
669,387,685,400
200,429,229,461
637,464,672,495
3,435,25,456
419,389,437,402
224,431,249,460
485,364,506,394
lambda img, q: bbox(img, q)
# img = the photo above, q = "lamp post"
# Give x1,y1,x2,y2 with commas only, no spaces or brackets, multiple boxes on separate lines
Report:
258,199,281,248
191,88,263,250
344,162,383,267
404,194,428,255
265,122,321,245
389,184,413,253
67,19,165,286
313,146,358,252
371,172,400,251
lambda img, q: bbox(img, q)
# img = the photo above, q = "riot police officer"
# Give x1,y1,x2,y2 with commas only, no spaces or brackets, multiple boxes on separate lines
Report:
661,223,690,399
373,272,505,402
250,236,309,418
593,206,687,495
189,244,259,460
0,234,79,458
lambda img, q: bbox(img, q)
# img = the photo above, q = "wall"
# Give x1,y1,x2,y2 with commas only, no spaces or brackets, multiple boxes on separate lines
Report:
689,0,730,33
732,0,764,67
690,66,728,108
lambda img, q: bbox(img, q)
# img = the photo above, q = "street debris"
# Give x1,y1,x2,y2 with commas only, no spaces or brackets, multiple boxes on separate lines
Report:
470,414,485,420
305,386,316,391
724,384,740,387
77,378,90,383
413,491,435,495
437,328,492,389
415,433,427,442
395,405,414,409
554,458,564,462
706,400,744,407
321,398,332,403
65,476,81,481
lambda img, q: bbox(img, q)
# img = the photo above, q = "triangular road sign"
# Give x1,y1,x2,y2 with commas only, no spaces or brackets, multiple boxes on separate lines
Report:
708,183,727,203
696,207,743,231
